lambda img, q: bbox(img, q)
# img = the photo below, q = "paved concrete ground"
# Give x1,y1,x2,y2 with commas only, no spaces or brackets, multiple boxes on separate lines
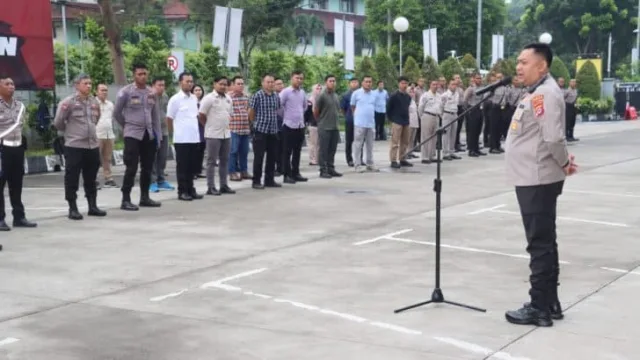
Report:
1,120,639,360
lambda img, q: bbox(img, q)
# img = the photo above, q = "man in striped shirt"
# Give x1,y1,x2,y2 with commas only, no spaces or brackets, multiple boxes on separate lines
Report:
249,74,281,189
228,76,252,182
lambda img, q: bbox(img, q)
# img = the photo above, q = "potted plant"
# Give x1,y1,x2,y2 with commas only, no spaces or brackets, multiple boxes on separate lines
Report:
575,97,595,122
593,97,614,121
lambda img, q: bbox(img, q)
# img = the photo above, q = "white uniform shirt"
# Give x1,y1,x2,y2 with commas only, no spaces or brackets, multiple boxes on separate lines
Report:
167,91,200,144
96,99,115,139
199,92,233,139
418,90,443,117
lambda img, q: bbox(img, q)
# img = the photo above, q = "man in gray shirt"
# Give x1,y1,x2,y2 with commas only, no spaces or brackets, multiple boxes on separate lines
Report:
504,43,577,328
314,75,342,178
113,63,162,211
150,78,174,193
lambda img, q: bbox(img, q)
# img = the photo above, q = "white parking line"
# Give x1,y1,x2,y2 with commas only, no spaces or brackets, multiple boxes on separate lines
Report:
565,189,640,198
0,337,20,347
467,204,506,215
352,229,414,246
150,289,189,302
489,209,629,228
433,337,531,360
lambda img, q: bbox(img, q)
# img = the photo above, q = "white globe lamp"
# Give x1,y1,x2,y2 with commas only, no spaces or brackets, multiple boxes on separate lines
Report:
539,32,553,44
393,17,410,75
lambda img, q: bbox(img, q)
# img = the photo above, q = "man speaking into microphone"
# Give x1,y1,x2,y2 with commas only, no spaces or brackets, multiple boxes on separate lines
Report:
504,43,577,327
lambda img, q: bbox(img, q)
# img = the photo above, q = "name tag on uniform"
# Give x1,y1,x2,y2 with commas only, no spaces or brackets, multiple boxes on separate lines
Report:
131,96,141,105
512,106,524,121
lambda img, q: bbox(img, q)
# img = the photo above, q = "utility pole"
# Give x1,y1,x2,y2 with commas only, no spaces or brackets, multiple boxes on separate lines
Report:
387,8,391,55
60,0,70,87
636,0,639,74
476,0,482,70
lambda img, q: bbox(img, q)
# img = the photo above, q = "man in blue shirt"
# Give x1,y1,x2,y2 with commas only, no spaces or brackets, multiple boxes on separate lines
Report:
340,78,360,167
350,76,379,172
374,81,388,141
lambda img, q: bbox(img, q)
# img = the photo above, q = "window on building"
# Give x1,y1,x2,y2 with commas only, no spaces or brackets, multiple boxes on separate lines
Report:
310,0,328,10
340,0,355,13
325,32,334,47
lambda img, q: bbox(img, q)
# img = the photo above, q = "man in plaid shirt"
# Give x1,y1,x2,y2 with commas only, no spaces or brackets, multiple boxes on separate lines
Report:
249,74,281,189
228,76,252,181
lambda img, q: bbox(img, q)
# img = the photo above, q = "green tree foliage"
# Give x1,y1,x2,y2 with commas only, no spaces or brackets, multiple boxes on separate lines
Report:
576,60,601,100
550,57,571,85
325,53,347,94
373,52,398,91
184,44,224,87
84,18,113,86
438,57,465,82
490,58,516,77
53,44,83,85
249,51,291,92
421,56,441,82
129,25,173,91
356,56,377,81
402,56,421,82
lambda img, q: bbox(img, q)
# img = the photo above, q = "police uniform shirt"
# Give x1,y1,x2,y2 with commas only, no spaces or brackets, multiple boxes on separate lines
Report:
113,83,161,142
441,90,459,114
490,86,507,108
0,98,24,147
564,88,578,105
463,85,483,107
456,87,465,106
53,93,101,149
418,90,443,117
507,86,523,107
505,74,569,186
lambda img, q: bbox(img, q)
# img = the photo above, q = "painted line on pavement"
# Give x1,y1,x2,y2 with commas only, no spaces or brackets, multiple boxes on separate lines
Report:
0,337,20,347
150,289,189,302
352,229,414,246
489,209,629,228
434,337,531,360
467,204,506,215
565,189,640,198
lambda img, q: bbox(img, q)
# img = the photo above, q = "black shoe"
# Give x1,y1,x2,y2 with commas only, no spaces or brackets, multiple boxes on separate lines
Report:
399,160,413,167
505,303,553,327
190,191,204,200
391,161,401,169
477,150,487,156
468,151,480,157
294,174,309,182
319,172,332,178
264,182,282,188
220,185,236,194
450,154,462,160
139,197,161,207
283,176,296,184
206,187,221,196
121,200,139,211
13,218,37,228
252,183,264,190
67,200,83,220
87,198,107,217
328,170,342,177
421,159,432,164
179,193,193,201
524,301,564,320
490,149,502,154
347,161,354,167
0,220,10,231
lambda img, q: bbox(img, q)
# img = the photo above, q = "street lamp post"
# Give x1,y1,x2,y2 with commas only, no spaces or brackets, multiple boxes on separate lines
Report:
393,16,409,75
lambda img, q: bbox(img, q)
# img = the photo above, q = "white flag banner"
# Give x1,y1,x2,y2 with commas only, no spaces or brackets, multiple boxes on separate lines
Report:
345,21,355,71
334,19,344,54
226,8,243,67
498,34,504,60
491,34,504,65
212,6,228,50
429,28,438,63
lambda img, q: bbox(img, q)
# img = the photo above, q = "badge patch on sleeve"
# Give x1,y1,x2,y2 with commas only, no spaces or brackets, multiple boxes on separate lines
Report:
532,94,544,117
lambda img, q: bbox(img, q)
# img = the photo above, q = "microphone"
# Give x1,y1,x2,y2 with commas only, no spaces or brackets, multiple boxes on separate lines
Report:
474,76,513,96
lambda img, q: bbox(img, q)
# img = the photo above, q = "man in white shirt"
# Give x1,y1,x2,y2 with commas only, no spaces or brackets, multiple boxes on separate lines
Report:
167,72,203,201
95,84,117,187
440,79,462,160
418,80,443,164
199,76,236,196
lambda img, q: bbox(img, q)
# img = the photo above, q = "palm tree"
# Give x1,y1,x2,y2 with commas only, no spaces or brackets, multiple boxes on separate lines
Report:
289,14,325,56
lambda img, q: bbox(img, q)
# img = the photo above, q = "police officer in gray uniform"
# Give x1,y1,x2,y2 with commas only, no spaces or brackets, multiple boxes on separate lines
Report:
0,74,37,231
504,43,578,327
462,73,487,157
564,79,579,141
54,74,107,220
113,63,162,211
488,72,507,153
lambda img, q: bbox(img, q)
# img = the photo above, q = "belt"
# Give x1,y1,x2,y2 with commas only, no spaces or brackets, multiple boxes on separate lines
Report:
424,111,438,116
444,110,456,115
0,139,21,147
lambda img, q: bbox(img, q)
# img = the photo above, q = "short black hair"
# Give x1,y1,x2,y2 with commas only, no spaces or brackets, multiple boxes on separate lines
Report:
152,78,165,85
132,63,147,73
362,75,372,81
291,70,304,77
0,73,11,81
232,75,244,84
262,74,274,80
377,80,384,85
274,77,282,82
398,76,409,83
178,72,192,82
523,43,553,67
324,74,335,82
214,75,228,84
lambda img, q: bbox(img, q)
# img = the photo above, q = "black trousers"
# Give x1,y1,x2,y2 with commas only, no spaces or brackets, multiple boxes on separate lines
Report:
504,105,516,139
482,104,491,145
252,131,278,185
121,132,156,201
345,121,354,163
275,130,283,173
566,103,577,138
319,128,340,173
195,142,206,176
281,125,305,177
174,143,199,195
0,145,26,221
455,105,465,147
466,108,483,152
515,180,564,310
64,146,100,202
375,112,386,140
489,105,506,150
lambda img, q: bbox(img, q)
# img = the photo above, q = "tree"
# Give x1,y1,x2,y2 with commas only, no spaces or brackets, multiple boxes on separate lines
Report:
325,53,347,94
421,56,441,82
373,52,398,91
97,0,127,85
490,58,516,77
402,56,421,82
289,14,325,56
576,60,601,100
129,25,174,91
550,57,571,84
438,56,465,81
356,56,377,81
85,18,113,86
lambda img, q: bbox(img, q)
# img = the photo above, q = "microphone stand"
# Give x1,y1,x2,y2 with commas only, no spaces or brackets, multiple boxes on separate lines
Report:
394,90,495,315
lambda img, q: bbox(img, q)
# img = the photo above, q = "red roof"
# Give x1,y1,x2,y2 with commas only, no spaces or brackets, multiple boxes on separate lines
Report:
294,8,365,31
163,0,190,20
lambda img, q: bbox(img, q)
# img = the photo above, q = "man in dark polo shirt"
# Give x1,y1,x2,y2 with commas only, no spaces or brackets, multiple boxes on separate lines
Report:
386,76,413,168
314,74,342,178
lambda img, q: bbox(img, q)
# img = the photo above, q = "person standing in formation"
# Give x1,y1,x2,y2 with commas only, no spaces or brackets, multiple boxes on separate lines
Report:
228,76,252,182
167,72,201,201
350,75,379,173
0,75,37,231
341,78,359,167
250,74,282,189
488,72,507,154
564,79,578,142
113,63,162,210
306,84,322,166
54,74,107,220
419,80,442,164
150,78,174,193
386,76,413,169
199,76,236,196
504,77,523,141
406,86,420,157
279,71,308,184
440,79,462,160
504,43,577,327
374,81,388,141
463,73,487,157
314,74,343,178
95,83,117,188
453,74,466,152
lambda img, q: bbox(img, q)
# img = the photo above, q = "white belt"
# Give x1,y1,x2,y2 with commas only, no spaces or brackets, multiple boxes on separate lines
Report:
1,139,22,147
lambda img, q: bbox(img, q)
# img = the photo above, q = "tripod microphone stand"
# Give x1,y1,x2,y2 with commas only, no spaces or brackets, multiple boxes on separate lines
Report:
394,92,495,315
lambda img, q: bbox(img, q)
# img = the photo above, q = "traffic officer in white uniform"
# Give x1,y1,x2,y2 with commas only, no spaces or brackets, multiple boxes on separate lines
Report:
504,43,578,327
440,79,461,160
418,80,442,164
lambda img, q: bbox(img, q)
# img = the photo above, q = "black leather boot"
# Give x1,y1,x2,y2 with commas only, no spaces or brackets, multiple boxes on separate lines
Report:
87,197,107,217
505,303,553,327
139,192,161,207
68,200,83,220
